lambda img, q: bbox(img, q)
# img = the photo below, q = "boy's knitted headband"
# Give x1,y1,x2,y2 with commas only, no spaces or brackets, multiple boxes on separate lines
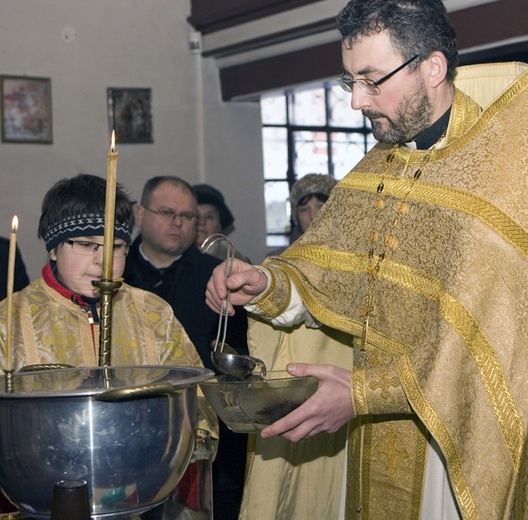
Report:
43,213,132,252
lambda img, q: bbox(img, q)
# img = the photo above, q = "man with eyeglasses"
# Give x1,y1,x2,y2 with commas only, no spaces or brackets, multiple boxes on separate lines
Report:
123,175,249,520
206,0,528,519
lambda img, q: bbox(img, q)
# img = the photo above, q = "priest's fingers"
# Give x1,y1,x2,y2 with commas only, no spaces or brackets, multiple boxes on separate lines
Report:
205,285,229,314
206,260,268,314
260,397,320,442
260,364,354,442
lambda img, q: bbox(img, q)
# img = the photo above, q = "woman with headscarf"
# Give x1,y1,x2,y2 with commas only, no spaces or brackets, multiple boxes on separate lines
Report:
193,183,249,262
269,173,337,256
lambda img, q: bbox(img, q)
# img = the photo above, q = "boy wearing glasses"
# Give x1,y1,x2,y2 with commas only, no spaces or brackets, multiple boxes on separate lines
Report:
0,173,218,516
0,174,216,423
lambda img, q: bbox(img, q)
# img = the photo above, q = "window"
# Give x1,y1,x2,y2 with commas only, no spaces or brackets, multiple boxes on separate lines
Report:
261,81,376,250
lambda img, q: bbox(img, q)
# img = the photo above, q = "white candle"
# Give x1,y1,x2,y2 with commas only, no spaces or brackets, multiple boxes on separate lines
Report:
5,215,18,371
103,130,118,280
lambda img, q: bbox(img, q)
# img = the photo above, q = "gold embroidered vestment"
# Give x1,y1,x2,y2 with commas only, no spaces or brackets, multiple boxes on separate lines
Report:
247,67,528,520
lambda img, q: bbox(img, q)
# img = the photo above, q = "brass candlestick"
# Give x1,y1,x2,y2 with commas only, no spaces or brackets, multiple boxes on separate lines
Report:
92,279,122,368
4,370,14,394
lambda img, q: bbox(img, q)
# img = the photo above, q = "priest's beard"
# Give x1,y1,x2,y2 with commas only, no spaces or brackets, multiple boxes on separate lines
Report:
363,77,433,144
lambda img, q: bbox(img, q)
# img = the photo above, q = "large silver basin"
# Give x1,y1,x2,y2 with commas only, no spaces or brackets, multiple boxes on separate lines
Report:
0,365,213,519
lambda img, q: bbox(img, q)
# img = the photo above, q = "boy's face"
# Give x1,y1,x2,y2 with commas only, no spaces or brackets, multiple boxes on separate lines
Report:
50,235,127,298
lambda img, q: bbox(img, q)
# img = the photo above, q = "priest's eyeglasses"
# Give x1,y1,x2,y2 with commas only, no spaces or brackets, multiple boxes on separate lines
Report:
144,207,197,223
336,55,419,95
67,239,130,258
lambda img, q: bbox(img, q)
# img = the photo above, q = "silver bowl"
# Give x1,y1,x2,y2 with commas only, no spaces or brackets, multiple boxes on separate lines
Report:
200,371,318,434
0,365,213,519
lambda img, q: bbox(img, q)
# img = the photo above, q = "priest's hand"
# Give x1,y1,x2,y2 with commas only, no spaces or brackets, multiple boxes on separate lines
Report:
260,363,355,442
206,259,268,315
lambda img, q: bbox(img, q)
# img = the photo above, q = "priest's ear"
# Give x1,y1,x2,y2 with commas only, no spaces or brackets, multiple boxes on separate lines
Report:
424,51,449,88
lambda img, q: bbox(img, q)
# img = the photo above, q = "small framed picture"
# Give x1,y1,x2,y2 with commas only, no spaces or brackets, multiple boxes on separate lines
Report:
107,87,153,144
1,75,53,144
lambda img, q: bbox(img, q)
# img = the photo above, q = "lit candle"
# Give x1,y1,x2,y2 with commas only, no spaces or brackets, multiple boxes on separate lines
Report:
103,130,118,280
5,215,18,371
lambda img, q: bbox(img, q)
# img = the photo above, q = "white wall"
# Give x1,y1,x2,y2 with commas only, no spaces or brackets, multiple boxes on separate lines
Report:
0,0,267,280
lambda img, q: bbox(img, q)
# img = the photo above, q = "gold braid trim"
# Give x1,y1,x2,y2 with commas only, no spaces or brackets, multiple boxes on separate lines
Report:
389,267,524,475
278,245,427,354
352,368,370,415
346,416,428,519
281,243,524,471
445,88,482,143
443,72,528,157
413,183,528,257
395,73,528,162
340,174,528,258
276,247,365,336
398,355,480,520
251,262,292,318
281,243,366,271
439,292,525,470
391,265,525,471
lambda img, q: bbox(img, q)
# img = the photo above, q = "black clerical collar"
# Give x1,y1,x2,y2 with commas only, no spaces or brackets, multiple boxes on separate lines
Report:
411,107,451,150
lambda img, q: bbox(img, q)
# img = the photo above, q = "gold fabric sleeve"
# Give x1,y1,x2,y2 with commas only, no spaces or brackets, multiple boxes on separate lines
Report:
352,365,412,416
251,260,292,318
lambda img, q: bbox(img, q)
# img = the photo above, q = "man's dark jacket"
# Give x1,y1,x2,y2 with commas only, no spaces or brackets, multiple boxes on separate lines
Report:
123,238,248,371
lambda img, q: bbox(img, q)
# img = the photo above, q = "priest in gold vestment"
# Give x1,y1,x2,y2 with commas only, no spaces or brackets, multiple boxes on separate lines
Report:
205,1,528,519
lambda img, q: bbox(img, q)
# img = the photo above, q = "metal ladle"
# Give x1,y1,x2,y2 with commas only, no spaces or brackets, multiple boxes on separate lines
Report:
212,343,266,380
201,233,267,380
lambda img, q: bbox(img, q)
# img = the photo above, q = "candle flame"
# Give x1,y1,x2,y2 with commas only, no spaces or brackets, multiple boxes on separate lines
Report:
111,130,116,152
11,215,18,233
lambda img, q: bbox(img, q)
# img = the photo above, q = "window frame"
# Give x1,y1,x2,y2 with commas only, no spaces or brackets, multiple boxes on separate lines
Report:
261,81,373,250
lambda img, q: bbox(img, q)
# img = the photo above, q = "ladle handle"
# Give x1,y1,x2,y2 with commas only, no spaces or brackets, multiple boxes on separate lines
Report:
201,233,234,354
95,382,178,401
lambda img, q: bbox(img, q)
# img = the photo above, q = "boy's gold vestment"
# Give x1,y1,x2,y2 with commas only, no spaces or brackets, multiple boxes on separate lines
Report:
0,279,218,435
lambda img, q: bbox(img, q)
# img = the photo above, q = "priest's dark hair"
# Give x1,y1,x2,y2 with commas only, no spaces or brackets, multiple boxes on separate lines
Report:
337,0,458,82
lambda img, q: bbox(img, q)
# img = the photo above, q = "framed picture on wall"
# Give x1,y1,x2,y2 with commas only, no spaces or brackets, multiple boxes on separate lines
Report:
107,87,153,144
1,75,53,144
